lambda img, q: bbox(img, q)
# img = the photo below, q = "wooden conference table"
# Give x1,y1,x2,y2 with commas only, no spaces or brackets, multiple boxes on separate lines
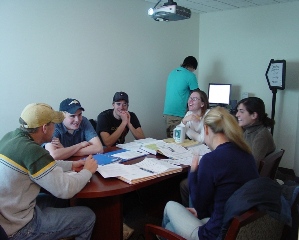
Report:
71,146,189,240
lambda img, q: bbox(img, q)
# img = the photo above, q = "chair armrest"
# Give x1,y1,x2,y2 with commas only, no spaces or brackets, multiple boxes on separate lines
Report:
145,224,186,240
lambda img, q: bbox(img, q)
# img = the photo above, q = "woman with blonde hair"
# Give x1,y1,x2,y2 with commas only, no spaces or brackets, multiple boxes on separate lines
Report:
162,107,259,240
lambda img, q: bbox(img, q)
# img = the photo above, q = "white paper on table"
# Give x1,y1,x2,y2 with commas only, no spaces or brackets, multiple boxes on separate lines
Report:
116,142,143,151
158,143,193,160
140,140,166,155
134,157,181,174
97,163,153,179
111,150,147,160
118,167,154,181
187,144,211,156
117,138,161,152
97,164,126,178
133,138,158,144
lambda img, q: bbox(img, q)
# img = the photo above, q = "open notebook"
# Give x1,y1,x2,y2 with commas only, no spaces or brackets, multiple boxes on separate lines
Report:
97,157,182,184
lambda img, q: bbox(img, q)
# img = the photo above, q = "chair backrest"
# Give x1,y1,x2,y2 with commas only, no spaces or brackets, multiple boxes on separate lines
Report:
224,208,284,240
145,224,186,240
258,149,285,179
89,119,97,131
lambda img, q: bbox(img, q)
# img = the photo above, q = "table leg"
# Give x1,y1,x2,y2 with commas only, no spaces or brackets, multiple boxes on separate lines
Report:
73,195,123,240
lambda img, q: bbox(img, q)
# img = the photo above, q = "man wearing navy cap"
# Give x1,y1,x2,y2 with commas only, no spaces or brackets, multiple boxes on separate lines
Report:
96,92,145,147
45,98,103,160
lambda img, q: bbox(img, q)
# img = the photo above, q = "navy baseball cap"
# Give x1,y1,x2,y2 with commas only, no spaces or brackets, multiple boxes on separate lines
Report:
113,92,129,103
59,98,85,114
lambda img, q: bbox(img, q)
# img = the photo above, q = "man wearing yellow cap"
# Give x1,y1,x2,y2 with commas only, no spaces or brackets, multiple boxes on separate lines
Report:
0,103,98,239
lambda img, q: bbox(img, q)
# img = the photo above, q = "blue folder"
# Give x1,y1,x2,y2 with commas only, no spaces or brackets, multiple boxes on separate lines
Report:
93,149,127,165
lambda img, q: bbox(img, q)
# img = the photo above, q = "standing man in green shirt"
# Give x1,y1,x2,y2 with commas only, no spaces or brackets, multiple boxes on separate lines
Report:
163,56,199,138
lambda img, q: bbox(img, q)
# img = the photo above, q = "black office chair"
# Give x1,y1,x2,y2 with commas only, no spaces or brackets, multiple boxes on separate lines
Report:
89,119,97,131
258,149,285,179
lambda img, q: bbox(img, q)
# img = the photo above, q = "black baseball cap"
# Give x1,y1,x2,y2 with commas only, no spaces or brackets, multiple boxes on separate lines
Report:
113,92,129,103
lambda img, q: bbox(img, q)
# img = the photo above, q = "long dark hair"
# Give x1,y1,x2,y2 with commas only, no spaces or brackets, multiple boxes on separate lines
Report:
237,97,275,128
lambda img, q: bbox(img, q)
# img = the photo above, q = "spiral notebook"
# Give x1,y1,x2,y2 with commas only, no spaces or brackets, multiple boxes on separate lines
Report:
97,157,182,184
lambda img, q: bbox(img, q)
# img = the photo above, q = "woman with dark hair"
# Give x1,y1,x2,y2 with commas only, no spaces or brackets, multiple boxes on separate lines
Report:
179,89,210,143
179,90,209,207
235,97,275,166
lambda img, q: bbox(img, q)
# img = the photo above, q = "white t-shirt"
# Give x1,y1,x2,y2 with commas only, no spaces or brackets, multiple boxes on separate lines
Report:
178,109,210,143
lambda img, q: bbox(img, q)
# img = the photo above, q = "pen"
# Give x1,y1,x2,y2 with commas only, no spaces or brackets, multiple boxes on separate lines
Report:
140,168,155,174
111,157,121,162
168,147,175,152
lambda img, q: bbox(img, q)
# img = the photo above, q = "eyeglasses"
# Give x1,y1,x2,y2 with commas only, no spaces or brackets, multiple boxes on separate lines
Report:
189,97,200,101
114,102,128,107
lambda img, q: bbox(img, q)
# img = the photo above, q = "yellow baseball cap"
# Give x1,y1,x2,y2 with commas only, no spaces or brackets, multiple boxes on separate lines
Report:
20,103,65,128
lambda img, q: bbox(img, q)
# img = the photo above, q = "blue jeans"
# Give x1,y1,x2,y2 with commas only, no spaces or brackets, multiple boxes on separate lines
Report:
9,193,95,240
162,201,209,240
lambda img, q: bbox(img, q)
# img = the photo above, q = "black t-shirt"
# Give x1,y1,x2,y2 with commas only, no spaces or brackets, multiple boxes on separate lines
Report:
96,109,141,146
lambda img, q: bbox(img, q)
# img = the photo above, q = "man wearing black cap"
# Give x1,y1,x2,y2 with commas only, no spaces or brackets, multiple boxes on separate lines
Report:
96,91,145,147
45,98,103,160
163,56,199,138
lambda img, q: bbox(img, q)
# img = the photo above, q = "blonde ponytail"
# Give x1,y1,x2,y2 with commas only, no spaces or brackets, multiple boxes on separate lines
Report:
204,107,251,154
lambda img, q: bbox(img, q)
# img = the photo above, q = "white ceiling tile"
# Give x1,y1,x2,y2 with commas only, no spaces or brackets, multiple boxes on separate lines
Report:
144,0,299,13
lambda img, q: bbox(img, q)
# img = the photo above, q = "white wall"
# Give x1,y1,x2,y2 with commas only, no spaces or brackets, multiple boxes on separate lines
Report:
0,0,199,142
2,0,298,174
198,2,299,173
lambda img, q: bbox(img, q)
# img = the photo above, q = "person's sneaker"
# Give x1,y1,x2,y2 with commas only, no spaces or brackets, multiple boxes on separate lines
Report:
123,223,134,240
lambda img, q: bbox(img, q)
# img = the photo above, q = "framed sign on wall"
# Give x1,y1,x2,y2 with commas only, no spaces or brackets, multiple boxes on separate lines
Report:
265,59,286,90
265,59,286,135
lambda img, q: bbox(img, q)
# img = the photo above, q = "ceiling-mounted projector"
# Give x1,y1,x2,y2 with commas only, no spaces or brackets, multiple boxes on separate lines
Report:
148,0,191,21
